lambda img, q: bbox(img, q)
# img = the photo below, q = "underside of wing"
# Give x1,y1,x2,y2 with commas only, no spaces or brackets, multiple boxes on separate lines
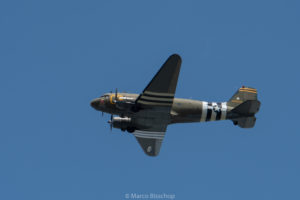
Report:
134,130,165,156
132,125,167,156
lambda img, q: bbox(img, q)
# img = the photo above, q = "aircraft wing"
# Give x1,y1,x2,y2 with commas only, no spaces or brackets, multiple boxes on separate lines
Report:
135,54,182,109
133,125,167,156
133,54,182,156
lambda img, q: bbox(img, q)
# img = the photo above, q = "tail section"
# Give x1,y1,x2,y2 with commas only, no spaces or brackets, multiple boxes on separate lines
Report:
233,116,257,128
227,86,258,108
227,86,261,128
231,100,260,115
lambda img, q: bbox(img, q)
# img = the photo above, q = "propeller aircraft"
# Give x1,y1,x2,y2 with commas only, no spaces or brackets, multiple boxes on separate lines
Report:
90,54,261,156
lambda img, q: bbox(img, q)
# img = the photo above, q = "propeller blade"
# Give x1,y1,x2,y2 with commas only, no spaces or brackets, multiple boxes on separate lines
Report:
109,115,113,131
115,88,118,102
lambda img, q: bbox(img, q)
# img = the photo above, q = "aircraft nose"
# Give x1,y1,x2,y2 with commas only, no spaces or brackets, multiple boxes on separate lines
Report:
90,98,100,108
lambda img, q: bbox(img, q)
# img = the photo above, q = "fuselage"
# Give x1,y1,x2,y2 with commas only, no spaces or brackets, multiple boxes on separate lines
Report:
90,93,232,124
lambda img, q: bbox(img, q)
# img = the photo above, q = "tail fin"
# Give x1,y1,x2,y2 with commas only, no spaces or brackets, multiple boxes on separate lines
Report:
227,86,261,128
231,100,261,115
227,86,258,108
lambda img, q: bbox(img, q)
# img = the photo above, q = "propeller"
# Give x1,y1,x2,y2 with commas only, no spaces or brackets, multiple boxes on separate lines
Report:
108,114,113,131
114,88,118,103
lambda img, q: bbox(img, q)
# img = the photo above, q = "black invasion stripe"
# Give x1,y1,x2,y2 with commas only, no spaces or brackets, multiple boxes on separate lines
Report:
139,98,173,104
206,102,212,121
216,103,222,120
143,93,174,99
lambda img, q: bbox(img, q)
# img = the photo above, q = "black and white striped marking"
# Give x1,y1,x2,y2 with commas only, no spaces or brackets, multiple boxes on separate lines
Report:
133,130,165,140
200,101,227,122
138,91,174,106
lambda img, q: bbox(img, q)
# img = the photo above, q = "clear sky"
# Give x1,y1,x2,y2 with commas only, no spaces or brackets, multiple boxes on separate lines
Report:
1,0,299,199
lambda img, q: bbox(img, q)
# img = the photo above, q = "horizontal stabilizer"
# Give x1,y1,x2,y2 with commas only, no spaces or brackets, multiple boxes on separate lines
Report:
235,117,257,128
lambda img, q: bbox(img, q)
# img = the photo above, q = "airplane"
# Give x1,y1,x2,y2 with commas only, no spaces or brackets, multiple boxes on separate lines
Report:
90,54,261,156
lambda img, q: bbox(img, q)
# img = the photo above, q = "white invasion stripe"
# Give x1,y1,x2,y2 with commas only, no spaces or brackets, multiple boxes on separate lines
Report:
134,132,164,137
210,102,217,121
200,101,208,122
135,130,165,135
133,133,164,139
133,132,164,137
134,134,164,140
141,95,173,102
221,102,227,120
140,95,173,102
134,132,164,136
133,130,165,139
143,91,174,97
138,100,172,106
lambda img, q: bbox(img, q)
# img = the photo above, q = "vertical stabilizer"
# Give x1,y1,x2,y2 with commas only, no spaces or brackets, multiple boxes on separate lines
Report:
227,86,261,128
227,86,257,108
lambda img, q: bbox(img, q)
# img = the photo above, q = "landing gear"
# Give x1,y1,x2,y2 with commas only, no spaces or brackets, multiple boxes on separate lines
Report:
127,127,135,133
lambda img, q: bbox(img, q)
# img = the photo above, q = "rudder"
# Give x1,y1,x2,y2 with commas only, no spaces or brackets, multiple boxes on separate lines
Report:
227,86,261,128
231,100,261,115
227,86,258,108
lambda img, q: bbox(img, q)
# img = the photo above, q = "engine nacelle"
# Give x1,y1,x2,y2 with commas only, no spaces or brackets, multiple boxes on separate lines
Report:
111,117,132,130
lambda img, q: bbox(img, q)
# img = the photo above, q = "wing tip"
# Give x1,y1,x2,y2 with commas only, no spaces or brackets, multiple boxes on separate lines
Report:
145,151,160,157
169,53,182,62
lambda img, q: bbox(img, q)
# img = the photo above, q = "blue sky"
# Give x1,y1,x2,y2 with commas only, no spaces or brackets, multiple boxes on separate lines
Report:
1,0,299,199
